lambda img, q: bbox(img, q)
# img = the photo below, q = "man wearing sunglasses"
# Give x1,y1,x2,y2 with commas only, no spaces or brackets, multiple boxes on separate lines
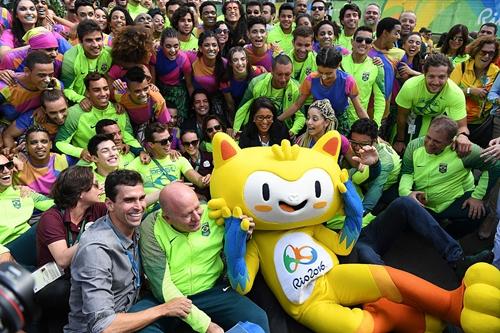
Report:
310,0,326,26
128,122,210,194
0,153,54,265
342,26,385,127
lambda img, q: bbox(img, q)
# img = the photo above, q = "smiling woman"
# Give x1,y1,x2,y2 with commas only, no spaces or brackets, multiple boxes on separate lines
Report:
0,0,37,56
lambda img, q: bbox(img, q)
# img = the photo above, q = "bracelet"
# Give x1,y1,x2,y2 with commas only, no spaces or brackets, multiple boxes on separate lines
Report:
466,87,471,95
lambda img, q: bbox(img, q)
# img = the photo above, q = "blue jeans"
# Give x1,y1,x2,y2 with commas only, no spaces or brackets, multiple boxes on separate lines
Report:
356,197,463,265
129,284,270,333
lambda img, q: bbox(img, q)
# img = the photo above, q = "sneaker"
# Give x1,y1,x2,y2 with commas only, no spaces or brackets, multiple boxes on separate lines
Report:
454,249,493,280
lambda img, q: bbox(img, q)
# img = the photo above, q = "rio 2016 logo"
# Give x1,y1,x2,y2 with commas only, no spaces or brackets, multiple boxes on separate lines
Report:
283,244,318,273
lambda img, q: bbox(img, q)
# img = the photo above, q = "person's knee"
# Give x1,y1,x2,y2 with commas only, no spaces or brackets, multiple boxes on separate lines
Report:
245,305,270,333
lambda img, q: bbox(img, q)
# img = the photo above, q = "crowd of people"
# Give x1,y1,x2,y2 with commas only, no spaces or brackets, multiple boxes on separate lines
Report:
0,0,499,332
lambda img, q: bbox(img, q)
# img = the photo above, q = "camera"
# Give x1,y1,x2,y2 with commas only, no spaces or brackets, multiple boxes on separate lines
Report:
0,263,35,333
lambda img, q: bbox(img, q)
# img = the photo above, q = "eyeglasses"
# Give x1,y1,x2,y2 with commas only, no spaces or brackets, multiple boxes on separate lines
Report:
154,136,173,145
312,6,324,11
355,36,373,44
348,139,372,148
182,139,199,147
215,28,229,34
255,115,273,122
206,125,222,133
479,50,496,58
0,161,14,172
451,36,464,42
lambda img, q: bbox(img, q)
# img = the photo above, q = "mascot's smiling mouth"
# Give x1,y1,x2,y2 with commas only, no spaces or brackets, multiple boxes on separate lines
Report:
279,200,308,212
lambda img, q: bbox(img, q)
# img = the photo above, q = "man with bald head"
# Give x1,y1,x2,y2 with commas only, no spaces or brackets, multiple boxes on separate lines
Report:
139,183,270,333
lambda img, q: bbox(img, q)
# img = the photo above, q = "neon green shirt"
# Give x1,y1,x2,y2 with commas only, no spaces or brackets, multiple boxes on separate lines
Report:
127,155,193,193
180,35,199,52
140,207,223,332
395,75,466,140
55,103,141,158
399,137,499,213
337,31,353,51
342,55,385,126
61,44,112,103
127,2,148,19
267,23,294,55
0,186,53,245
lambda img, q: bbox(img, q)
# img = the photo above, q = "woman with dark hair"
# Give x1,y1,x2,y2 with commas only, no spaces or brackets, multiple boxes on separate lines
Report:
181,88,211,138
148,8,164,41
192,31,228,123
222,0,248,47
279,47,368,135
295,13,313,28
0,0,37,56
239,97,289,148
152,27,193,123
94,6,108,32
439,24,470,66
106,5,133,36
221,46,266,123
451,36,500,147
392,32,423,103
201,114,226,152
171,5,198,51
180,129,213,201
312,19,349,55
36,166,106,332
214,20,231,58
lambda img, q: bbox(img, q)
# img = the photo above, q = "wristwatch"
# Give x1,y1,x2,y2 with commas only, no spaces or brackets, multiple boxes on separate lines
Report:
466,87,471,95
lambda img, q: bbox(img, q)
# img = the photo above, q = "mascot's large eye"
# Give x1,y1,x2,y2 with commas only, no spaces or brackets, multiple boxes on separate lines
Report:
262,183,270,201
315,180,321,198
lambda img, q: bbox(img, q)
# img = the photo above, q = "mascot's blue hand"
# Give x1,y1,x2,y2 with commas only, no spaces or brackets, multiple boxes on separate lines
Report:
223,208,250,291
339,179,363,248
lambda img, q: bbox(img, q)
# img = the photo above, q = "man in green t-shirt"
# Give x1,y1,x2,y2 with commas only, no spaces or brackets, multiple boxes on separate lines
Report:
55,73,142,162
139,182,269,332
267,3,294,54
127,0,148,19
399,116,499,236
337,3,361,51
127,122,210,193
343,26,385,126
95,118,140,166
394,53,472,156
61,20,112,105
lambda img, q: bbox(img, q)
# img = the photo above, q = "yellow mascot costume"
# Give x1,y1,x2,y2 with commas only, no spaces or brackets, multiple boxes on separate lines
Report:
208,131,500,333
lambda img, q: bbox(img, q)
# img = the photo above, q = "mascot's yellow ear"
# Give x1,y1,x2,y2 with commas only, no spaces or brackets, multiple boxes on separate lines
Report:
212,132,242,168
312,131,342,161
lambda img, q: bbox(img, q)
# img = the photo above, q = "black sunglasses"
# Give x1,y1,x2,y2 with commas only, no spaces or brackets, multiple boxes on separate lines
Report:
206,125,222,133
182,139,199,147
0,161,14,171
312,6,324,11
154,137,173,145
355,36,373,44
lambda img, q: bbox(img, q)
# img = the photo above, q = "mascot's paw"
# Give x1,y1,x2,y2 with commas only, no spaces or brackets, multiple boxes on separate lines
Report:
337,169,349,193
208,198,230,225
460,263,500,333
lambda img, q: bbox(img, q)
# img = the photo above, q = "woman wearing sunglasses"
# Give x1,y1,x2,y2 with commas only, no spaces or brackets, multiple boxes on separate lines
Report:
180,129,213,201
201,114,226,152
0,154,53,265
239,97,289,148
214,20,232,58
439,24,470,67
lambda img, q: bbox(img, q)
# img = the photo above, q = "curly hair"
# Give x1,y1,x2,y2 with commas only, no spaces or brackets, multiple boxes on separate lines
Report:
467,36,500,64
111,25,153,65
297,100,338,148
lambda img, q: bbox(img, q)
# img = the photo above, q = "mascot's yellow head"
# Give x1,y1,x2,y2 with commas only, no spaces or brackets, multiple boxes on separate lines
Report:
210,131,345,230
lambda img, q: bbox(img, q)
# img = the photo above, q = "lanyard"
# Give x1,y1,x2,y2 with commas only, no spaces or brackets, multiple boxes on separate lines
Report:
63,209,88,247
126,248,141,289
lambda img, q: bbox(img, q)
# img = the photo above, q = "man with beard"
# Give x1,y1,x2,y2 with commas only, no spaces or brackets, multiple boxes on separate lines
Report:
13,127,71,195
61,20,112,105
363,3,380,33
337,3,361,51
3,89,68,153
0,51,62,122
310,0,327,26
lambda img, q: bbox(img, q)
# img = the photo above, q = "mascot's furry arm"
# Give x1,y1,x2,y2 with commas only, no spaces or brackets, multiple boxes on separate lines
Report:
208,203,257,294
315,170,363,256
